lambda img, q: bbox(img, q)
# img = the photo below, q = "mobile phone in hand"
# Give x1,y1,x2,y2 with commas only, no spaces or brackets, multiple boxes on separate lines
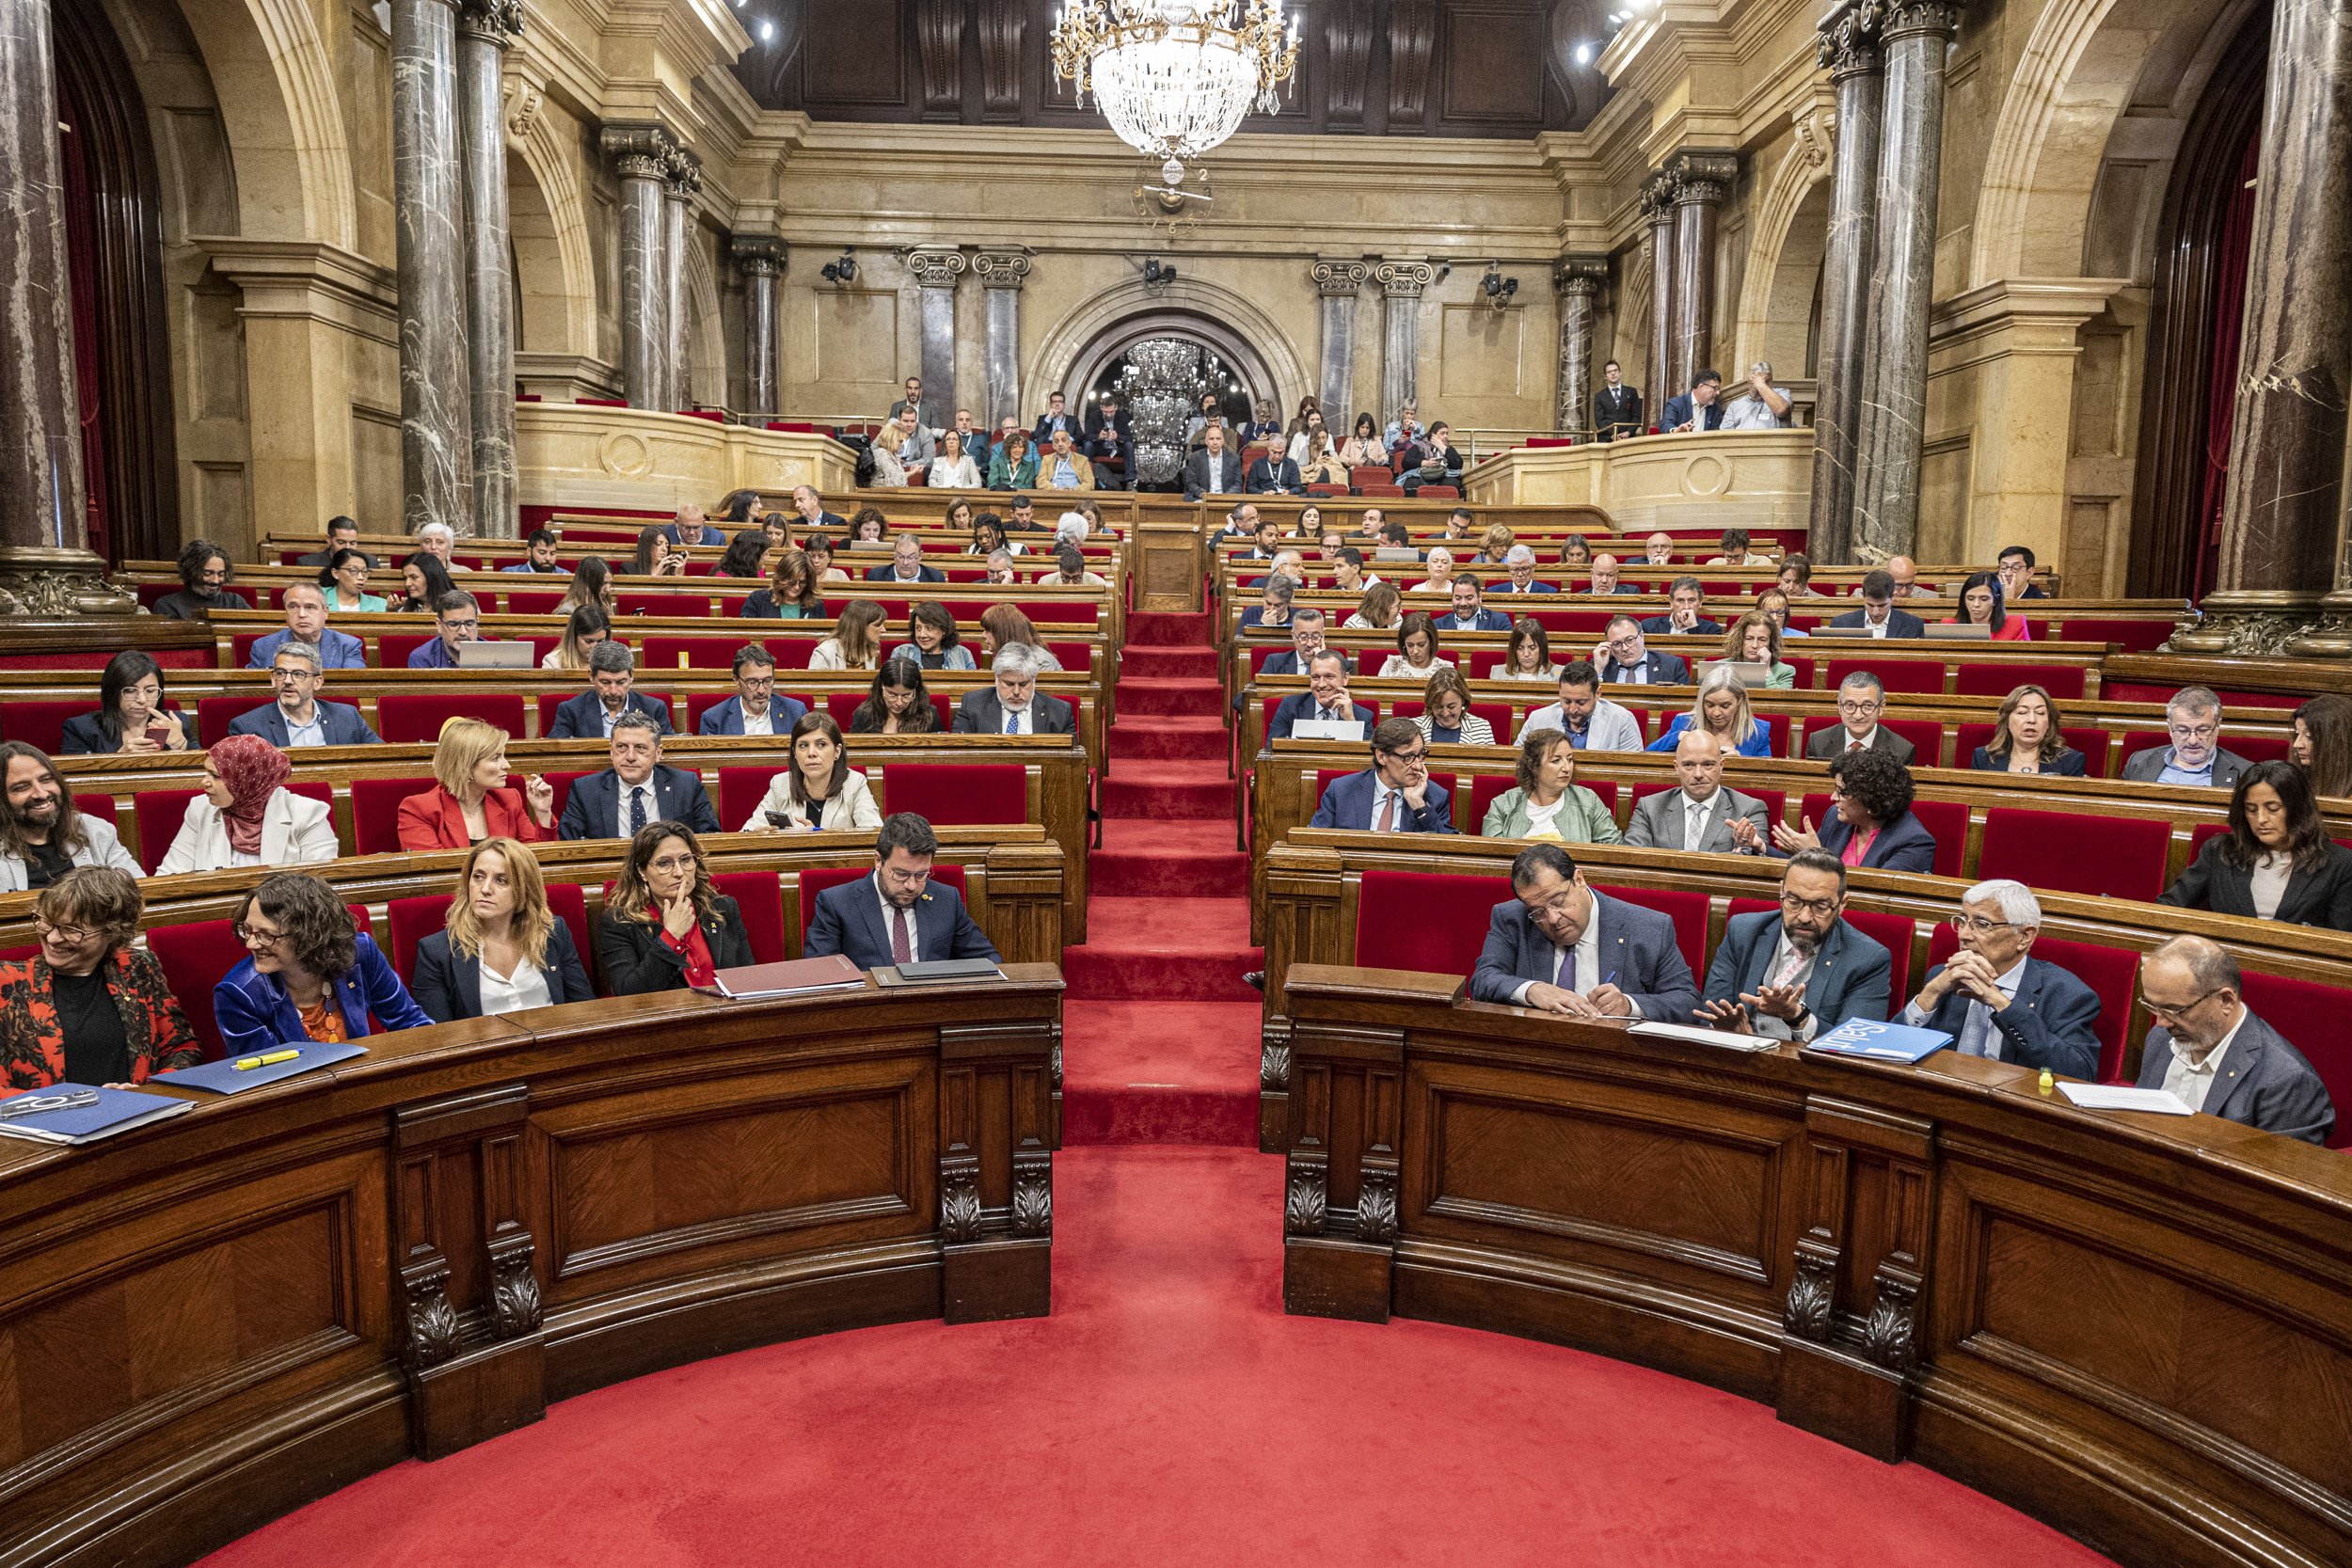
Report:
764,811,792,830
145,721,171,747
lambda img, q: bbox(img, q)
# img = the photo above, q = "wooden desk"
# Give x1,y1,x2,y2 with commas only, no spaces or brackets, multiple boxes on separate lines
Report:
0,970,1060,1566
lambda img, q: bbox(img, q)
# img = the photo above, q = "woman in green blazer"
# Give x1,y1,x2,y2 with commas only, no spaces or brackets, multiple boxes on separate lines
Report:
986,431,1040,489
1482,726,1623,843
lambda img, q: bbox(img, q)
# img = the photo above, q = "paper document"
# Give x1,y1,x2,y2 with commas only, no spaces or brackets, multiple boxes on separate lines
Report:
2057,1083,2193,1116
1629,1021,1779,1053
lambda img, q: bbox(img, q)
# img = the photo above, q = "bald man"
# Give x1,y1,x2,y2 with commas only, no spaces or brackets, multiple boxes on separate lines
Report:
2135,935,2333,1145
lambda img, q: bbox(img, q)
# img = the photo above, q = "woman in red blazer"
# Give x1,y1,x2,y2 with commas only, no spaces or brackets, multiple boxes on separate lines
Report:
396,718,558,851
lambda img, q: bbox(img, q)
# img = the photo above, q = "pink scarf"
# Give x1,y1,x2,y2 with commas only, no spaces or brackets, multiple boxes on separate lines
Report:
208,735,290,857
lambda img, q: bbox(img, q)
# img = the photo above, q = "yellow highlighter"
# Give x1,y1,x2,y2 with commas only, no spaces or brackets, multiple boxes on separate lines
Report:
232,1050,301,1070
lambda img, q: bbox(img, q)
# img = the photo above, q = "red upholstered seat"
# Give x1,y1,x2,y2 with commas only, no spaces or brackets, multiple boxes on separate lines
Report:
1925,924,2136,1084
796,863,965,945
1417,485,1459,500
1306,483,1346,497
1977,807,2169,901
883,763,1026,824
709,871,788,963
146,918,246,1059
762,637,818,669
520,770,595,821
1248,643,1292,675
1525,437,1575,450
351,776,437,856
378,693,528,746
1469,773,1518,832
1798,793,1964,878
1358,484,1406,499
616,592,707,617
718,766,786,831
2055,617,2172,654
229,632,269,668
644,635,739,669
196,694,277,743
132,781,335,875
1353,868,1509,976
1730,896,1914,1003
1590,884,1708,977
2234,972,2352,1148
1954,662,2086,699
1,700,97,753
1022,602,1099,625
1827,657,1943,695
69,792,117,824
1349,467,1391,489
505,590,564,614
2232,733,2295,764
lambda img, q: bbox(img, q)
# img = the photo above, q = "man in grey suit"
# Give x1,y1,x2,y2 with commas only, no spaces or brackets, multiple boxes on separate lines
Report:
1516,662,1645,752
2118,687,2252,790
1899,879,2103,1080
2135,935,2333,1145
1625,730,1770,853
951,644,1076,735
1693,850,1891,1039
1803,671,1916,764
1183,425,1247,500
1469,843,1698,1021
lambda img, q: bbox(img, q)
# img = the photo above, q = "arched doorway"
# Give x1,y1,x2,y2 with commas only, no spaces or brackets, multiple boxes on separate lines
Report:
1050,306,1291,490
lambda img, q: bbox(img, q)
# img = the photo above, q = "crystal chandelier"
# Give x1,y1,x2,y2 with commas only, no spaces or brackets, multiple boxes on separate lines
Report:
1051,0,1301,186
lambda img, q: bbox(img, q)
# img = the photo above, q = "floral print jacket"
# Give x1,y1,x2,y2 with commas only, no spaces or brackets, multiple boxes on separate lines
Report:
1,948,204,1088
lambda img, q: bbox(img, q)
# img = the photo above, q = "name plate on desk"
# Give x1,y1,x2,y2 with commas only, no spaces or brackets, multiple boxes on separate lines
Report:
1291,719,1366,741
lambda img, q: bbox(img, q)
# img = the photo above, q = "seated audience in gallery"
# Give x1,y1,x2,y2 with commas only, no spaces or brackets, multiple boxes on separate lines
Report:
663,502,727,547
1694,850,1891,1039
152,538,251,622
156,736,338,875
1282,402,1326,465
0,744,140,893
2158,761,2352,929
294,517,375,570
1995,545,2046,601
1718,362,1791,429
1411,668,1495,746
1496,618,1559,683
1804,672,1915,763
979,605,1064,673
1496,545,1557,594
1899,879,2102,1080
1719,610,1798,687
1382,402,1422,451
1033,391,1081,446
388,551,457,614
1295,425,1347,487
1037,429,1095,491
1339,412,1388,468
1770,747,1938,873
1624,729,1769,854
1238,399,1284,446
739,714,882,832
61,652,194,755
2120,687,2251,788
630,525,689,577
952,643,1074,735
1970,684,2087,775
1247,444,1306,495
740,547,824,619
850,659,943,736
928,430,982,489
501,527,573,575
1381,612,1452,680
2293,694,2352,798
713,529,771,579
1344,582,1402,631
804,814,1000,973
1309,718,1457,833
1646,666,1773,757
595,822,755,995
1437,576,1513,633
410,839,595,1023
1706,529,1776,566
542,605,612,672
1270,651,1375,741
869,411,932,487
548,641,675,740
889,601,977,672
229,641,382,747
1947,571,2030,640
986,429,1040,489
318,549,387,611
2134,936,2334,1145
1183,425,1247,499
1468,843,1697,1020
697,644,808,736
1661,370,1726,433
1399,422,1465,495
406,592,497,669
0,866,200,1089
397,720,558,850
1515,661,1644,752
811,600,890,673
1084,393,1134,486
1639,576,1725,639
868,535,946,585
215,872,435,1054
246,582,365,671
553,555,614,615
1595,616,1692,685
1482,727,1620,843
558,714,720,841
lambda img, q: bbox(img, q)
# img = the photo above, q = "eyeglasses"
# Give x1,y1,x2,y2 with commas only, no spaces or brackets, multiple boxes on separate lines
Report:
1380,748,1430,766
34,919,96,943
2168,721,2219,742
646,855,696,875
1836,700,1882,716
1948,913,2015,936
269,666,318,681
1780,894,1840,918
2142,986,2222,1022
233,923,289,947
438,618,480,635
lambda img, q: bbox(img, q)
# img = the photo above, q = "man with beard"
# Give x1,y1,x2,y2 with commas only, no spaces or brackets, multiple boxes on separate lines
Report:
1692,850,1893,1039
0,743,141,894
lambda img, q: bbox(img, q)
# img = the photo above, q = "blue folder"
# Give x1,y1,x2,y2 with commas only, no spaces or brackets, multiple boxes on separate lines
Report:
0,1084,193,1145
1804,1019,1952,1064
152,1040,368,1094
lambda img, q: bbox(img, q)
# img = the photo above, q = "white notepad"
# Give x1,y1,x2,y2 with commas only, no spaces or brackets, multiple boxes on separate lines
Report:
2057,1083,2192,1116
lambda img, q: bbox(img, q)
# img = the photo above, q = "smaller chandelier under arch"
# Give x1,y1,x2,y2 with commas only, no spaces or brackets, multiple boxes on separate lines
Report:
1051,0,1300,186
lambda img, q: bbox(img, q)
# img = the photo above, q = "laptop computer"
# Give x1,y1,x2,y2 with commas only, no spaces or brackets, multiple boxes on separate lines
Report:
455,640,535,670
1924,623,1991,641
1698,659,1772,688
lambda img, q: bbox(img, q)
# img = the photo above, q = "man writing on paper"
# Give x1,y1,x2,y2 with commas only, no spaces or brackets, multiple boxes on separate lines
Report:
2133,935,2333,1145
1898,879,2102,1080
1692,850,1891,1039
1469,843,1697,1021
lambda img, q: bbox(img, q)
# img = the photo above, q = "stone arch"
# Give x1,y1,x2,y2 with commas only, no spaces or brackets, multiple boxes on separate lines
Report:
1734,102,1836,375
1029,276,1312,415
507,109,596,356
683,235,728,408
173,0,357,246
1615,248,1652,392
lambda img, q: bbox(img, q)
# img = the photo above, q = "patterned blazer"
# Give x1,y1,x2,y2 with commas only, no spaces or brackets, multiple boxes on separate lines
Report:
1,948,203,1089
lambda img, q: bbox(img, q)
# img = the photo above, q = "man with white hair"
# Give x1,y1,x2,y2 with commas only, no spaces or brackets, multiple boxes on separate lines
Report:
1899,879,2103,1080
982,548,1018,586
1411,546,1457,594
1055,514,1090,553
1720,360,1791,429
1497,544,1558,594
2119,687,2253,789
952,641,1075,735
1643,531,1676,565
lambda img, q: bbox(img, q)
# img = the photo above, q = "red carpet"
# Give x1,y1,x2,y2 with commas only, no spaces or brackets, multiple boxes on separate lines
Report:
200,1148,2114,1568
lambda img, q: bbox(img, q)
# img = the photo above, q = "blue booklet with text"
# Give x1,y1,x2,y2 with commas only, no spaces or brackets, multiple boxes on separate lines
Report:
153,1040,368,1094
1803,1019,1953,1064
0,1084,193,1145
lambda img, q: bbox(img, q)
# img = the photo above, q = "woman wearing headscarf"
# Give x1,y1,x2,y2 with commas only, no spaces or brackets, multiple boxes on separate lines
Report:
156,735,340,874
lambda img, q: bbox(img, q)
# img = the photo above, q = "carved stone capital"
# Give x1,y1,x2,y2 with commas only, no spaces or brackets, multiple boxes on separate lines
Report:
1880,0,1962,44
1639,168,1679,223
501,79,544,140
457,0,525,44
1311,258,1372,298
2165,597,2352,657
1375,259,1437,298
1669,150,1740,208
0,548,140,617
662,147,703,198
1790,102,1836,170
599,121,675,182
905,246,969,290
1553,255,1608,299
730,234,787,277
972,249,1033,290
1816,0,1883,77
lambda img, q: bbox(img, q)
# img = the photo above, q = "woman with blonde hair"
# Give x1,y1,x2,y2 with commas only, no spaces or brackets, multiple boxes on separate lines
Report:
979,604,1064,673
1344,580,1402,630
554,555,613,616
1645,666,1772,756
1474,523,1517,567
595,821,754,994
395,719,558,848
410,838,595,1021
810,599,888,672
1717,610,1796,688
741,713,883,832
1411,668,1495,746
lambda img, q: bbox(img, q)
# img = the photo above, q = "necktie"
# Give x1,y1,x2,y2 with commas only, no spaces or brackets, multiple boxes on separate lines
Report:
1004,708,1019,735
1685,799,1708,852
628,785,646,835
890,905,914,965
1959,1000,1994,1058
1376,791,1397,832
1848,738,1864,752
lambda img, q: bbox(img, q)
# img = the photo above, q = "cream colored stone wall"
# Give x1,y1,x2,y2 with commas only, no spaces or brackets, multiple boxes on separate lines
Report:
1466,430,1814,535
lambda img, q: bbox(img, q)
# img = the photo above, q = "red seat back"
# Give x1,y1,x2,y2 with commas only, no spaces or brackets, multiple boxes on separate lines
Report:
378,692,528,746
617,592,707,617
132,781,335,875
69,792,118,825
1730,897,1915,1003
1978,807,2169,901
882,763,1026,825
644,635,738,669
709,870,787,963
796,863,966,944
2235,971,2352,1148
196,694,277,744
1590,885,1708,978
1353,868,1510,976
1954,662,2087,699
2057,617,2173,654
1799,793,1964,879
718,766,786,832
1925,923,2136,1085
505,590,564,614
351,776,437,856
1,700,96,754
1469,773,1518,833
145,919,247,1060
1828,657,1943,695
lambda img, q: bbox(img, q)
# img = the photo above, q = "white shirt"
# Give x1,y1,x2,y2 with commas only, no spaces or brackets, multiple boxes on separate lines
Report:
617,780,656,839
478,954,553,1018
1838,726,1882,752
1513,918,1600,1007
2162,1006,2249,1114
998,703,1034,735
2250,853,2292,920
871,868,920,961
1369,779,1411,831
1681,789,1719,852
1748,929,1823,1040
280,704,326,748
1861,614,1893,640
738,705,776,737
1902,956,2026,1059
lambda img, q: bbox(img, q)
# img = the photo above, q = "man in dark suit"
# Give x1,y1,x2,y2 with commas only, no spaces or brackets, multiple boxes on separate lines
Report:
2135,936,2334,1145
1469,842,1698,1021
952,644,1076,735
1083,393,1135,489
1597,615,1692,685
804,813,1001,970
696,645,808,736
1900,879,2103,1080
1995,546,2047,601
1271,650,1375,741
1638,577,1725,638
1592,360,1644,440
294,516,375,570
1183,425,1247,500
1824,570,1928,639
1258,609,1352,679
1804,671,1915,763
866,535,946,584
548,641,675,739
1660,370,1726,433
1308,717,1456,832
1031,391,1081,447
1247,449,1306,495
229,641,383,747
1583,554,1642,596
1435,576,1512,632
2118,688,2251,789
557,713,718,840
1694,850,1892,1038
1498,546,1558,594
787,484,848,538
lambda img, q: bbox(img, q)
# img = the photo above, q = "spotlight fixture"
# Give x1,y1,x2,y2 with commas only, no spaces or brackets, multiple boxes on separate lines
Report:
1141,257,1179,292
759,19,775,40
1480,261,1520,312
819,248,858,286
1574,42,1593,66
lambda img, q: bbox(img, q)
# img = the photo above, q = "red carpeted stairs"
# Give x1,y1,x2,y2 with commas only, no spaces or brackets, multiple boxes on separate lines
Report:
1063,610,1263,1146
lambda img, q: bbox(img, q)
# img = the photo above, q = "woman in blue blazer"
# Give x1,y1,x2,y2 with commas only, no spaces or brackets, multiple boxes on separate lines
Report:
215,873,435,1054
1769,746,1940,875
1968,683,2087,775
410,839,597,1022
1645,668,1773,757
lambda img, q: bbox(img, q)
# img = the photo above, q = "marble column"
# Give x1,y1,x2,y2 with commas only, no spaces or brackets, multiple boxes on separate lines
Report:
1311,259,1371,420
456,0,520,538
598,124,673,412
1670,150,1739,391
1809,0,1883,563
906,247,967,420
973,249,1032,430
731,236,787,417
1552,257,1608,433
1851,1,1962,563
1375,259,1437,422
1644,172,1678,430
392,0,474,534
661,150,700,411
